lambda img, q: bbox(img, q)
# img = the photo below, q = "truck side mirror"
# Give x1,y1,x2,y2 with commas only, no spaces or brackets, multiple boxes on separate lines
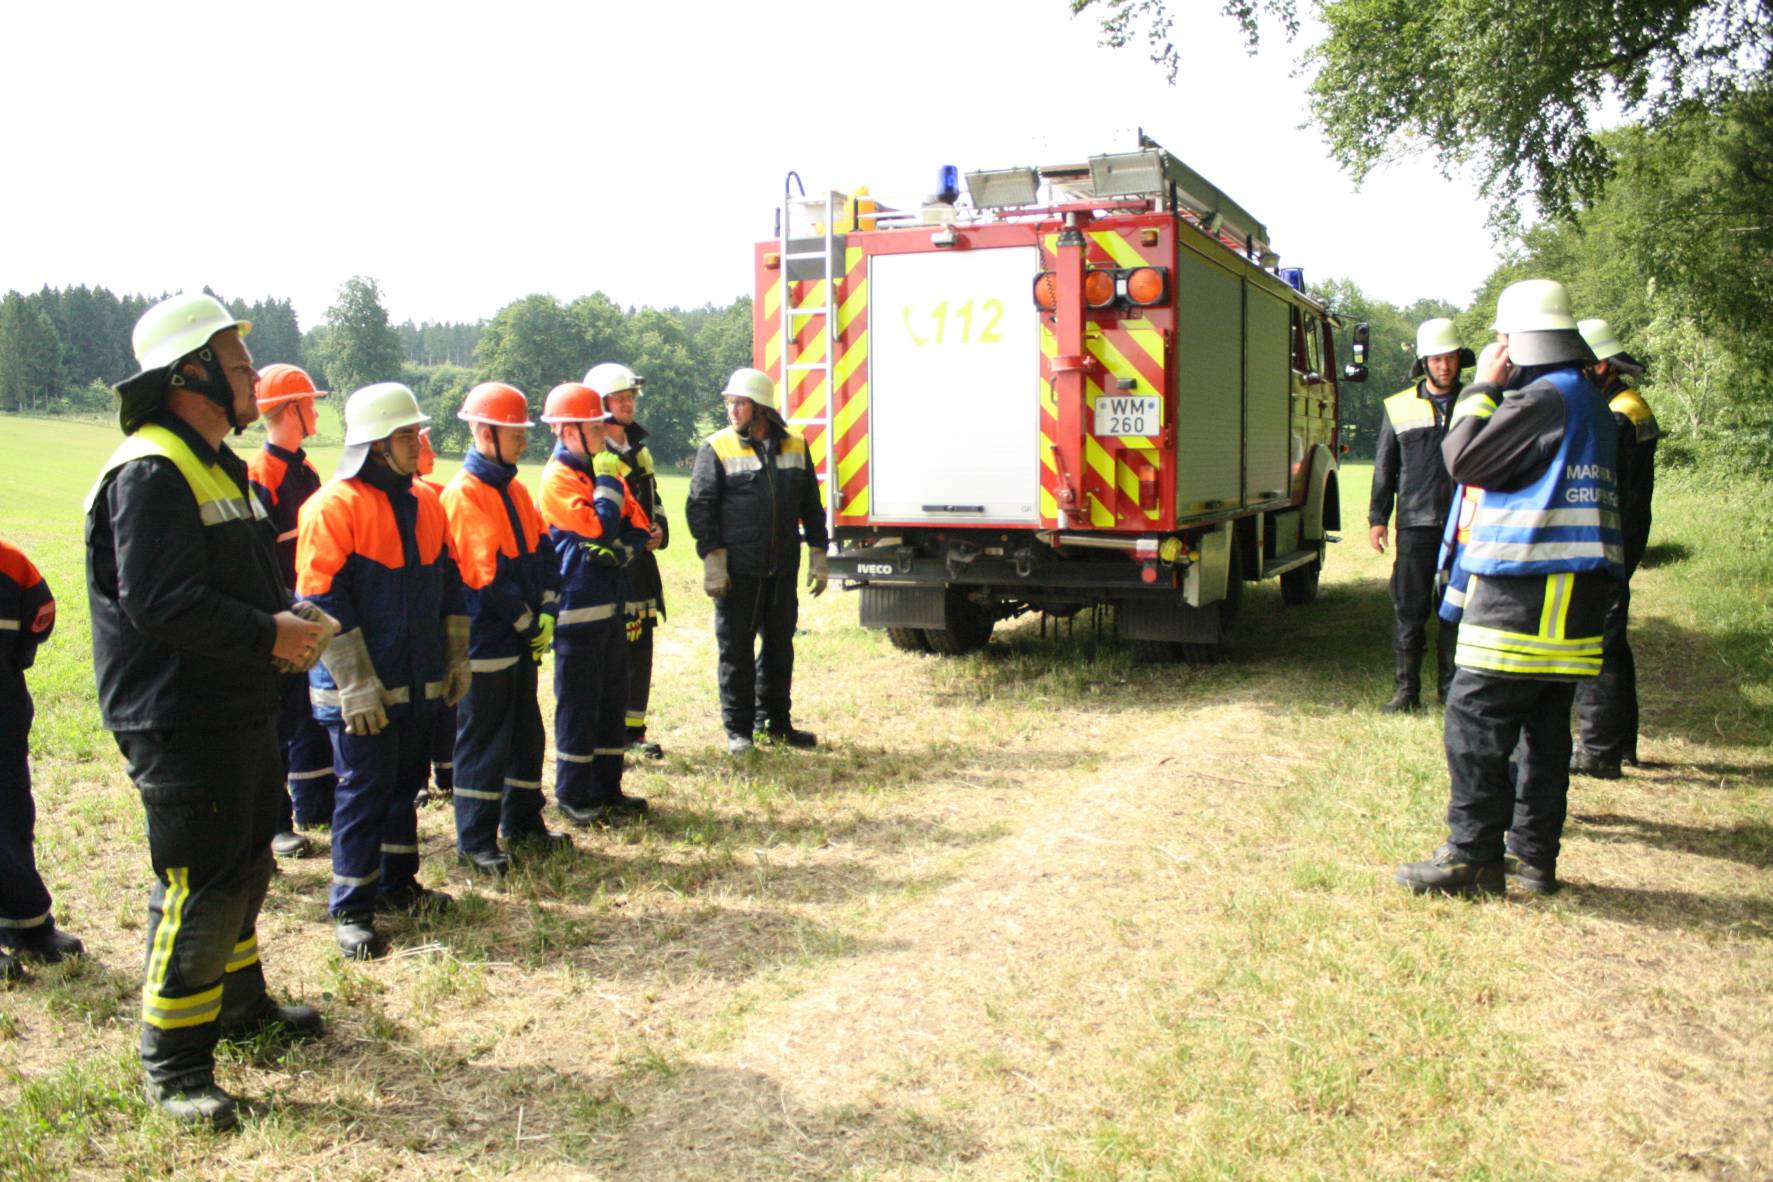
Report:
1343,321,1370,383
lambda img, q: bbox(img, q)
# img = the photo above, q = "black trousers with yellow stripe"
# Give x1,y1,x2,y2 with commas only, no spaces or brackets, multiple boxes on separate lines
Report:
116,722,282,1090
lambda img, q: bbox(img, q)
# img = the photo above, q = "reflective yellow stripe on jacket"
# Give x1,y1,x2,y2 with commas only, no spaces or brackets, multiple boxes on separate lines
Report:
1454,572,1603,676
84,422,267,528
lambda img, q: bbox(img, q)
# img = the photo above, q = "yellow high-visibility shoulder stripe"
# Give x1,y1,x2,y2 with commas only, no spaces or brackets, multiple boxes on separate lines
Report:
1450,392,1498,424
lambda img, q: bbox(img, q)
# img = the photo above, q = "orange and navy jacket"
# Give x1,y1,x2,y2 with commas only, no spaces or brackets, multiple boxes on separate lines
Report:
248,442,324,590
296,459,466,722
440,450,560,671
1,539,55,728
538,444,651,643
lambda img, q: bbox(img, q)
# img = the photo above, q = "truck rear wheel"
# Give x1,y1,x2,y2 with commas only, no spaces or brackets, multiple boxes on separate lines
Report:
923,590,994,656
1280,542,1324,606
885,627,930,653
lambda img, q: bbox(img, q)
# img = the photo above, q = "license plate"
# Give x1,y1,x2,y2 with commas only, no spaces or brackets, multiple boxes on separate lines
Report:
1094,395,1160,437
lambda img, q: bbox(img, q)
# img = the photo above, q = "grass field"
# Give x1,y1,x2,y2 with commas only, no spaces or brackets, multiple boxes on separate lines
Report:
1,413,1768,1181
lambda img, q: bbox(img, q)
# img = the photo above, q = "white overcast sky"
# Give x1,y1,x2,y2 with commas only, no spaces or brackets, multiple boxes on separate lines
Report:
0,0,1500,329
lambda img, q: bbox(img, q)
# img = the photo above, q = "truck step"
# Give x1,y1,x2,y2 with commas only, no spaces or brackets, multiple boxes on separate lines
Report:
1262,548,1322,579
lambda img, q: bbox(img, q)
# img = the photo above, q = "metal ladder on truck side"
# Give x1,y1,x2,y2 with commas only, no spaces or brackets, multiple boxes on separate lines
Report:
777,180,843,541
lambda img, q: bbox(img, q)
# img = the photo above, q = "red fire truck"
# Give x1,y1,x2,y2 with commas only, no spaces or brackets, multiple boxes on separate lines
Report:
751,137,1368,660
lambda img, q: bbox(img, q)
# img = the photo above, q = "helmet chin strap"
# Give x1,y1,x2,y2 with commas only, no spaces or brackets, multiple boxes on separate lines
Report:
168,348,244,434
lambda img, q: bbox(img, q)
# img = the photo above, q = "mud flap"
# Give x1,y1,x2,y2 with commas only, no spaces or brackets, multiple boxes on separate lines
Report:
859,586,946,630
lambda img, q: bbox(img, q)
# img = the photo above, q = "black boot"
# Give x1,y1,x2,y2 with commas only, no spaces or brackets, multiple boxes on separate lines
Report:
1570,748,1622,780
221,997,325,1044
144,1079,239,1131
1503,851,1559,895
1381,652,1422,714
1395,843,1504,896
1436,642,1457,703
335,914,388,961
2,922,84,964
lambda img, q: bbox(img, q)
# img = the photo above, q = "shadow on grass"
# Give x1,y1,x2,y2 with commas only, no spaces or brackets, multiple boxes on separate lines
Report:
1572,811,1773,870
1555,880,1773,940
1637,541,1692,569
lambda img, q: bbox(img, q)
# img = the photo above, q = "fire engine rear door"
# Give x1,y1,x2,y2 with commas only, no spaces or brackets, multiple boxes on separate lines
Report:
868,246,1041,524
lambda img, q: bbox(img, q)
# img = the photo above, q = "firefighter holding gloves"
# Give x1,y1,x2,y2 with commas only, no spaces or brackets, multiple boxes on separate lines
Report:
588,361,671,759
1369,318,1471,712
686,368,829,756
1,539,84,981
1396,279,1622,898
538,382,653,824
1570,318,1660,780
439,383,565,874
247,364,336,857
87,293,329,1129
297,382,469,959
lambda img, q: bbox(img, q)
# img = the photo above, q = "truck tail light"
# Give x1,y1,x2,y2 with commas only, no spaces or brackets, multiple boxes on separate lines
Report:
1032,271,1058,310
1083,269,1117,309
1123,266,1169,307
1138,463,1158,510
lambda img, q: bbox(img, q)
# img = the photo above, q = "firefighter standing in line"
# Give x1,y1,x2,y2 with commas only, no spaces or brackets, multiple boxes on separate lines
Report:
416,428,457,802
587,362,670,759
1571,318,1660,780
537,383,653,824
440,383,565,874
686,368,829,755
1369,319,1472,712
87,293,330,1129
1,539,84,981
297,383,470,959
1396,279,1623,897
246,364,335,857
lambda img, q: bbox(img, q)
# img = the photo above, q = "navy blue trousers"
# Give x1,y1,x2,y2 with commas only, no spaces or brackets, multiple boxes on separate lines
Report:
453,659,546,855
555,626,629,809
279,675,337,828
427,703,456,794
325,714,429,917
0,687,53,935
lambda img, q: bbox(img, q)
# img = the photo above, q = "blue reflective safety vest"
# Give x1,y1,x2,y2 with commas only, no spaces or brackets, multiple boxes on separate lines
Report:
1456,368,1625,578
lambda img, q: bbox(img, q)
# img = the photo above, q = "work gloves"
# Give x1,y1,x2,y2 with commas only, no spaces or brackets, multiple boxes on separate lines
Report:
273,600,339,674
529,614,556,661
807,549,829,598
581,540,623,568
592,452,624,479
702,549,731,599
443,615,472,706
626,614,644,643
322,628,389,737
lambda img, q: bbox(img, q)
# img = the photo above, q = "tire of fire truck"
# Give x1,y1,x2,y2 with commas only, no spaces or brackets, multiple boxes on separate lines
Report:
922,589,995,656
886,627,931,652
1279,541,1324,606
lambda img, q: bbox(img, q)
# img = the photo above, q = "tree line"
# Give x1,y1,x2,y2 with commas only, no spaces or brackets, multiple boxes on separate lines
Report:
0,278,753,466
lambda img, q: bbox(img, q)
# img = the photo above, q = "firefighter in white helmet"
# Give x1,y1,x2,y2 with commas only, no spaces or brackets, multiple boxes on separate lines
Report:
296,383,470,960
1368,318,1473,712
685,368,829,755
1570,318,1660,779
1396,279,1622,898
86,292,332,1129
586,361,671,759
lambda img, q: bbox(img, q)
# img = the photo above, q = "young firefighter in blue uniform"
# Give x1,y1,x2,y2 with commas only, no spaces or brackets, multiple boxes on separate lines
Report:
297,383,470,958
440,383,565,874
416,428,457,801
1397,279,1624,897
538,382,653,825
88,293,331,1128
585,362,670,758
0,539,84,981
247,364,334,857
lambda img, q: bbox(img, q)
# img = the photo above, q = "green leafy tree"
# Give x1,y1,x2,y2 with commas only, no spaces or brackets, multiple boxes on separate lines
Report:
624,308,702,465
568,292,631,364
1072,0,1773,220
1310,279,1451,457
317,277,403,394
474,294,589,459
0,292,67,414
229,296,304,369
